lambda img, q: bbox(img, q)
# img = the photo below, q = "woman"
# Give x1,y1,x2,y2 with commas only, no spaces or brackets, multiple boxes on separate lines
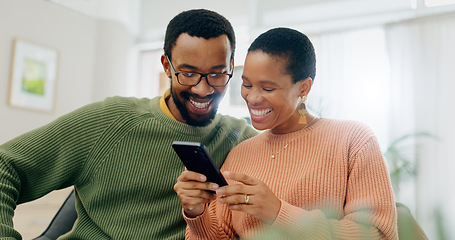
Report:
174,27,398,239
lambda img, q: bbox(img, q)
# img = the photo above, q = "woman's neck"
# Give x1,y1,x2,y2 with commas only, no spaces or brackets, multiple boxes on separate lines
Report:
271,114,318,135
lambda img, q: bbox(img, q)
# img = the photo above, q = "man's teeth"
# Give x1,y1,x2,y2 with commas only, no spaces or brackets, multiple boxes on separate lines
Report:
190,99,211,109
251,108,272,116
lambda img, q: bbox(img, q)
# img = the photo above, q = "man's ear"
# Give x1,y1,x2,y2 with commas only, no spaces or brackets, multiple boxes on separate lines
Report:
161,54,171,78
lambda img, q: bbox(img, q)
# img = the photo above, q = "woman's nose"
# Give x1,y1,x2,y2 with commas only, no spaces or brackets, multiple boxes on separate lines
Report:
244,88,262,104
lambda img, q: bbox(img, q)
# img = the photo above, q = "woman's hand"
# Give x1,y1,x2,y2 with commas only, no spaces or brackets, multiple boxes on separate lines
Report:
216,171,281,224
174,170,219,218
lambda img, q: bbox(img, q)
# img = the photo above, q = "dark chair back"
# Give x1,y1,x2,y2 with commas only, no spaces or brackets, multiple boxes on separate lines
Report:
32,189,77,240
396,202,429,240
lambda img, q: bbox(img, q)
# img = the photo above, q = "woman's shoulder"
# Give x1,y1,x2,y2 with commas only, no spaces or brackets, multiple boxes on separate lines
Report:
321,119,379,150
318,118,373,134
319,118,369,127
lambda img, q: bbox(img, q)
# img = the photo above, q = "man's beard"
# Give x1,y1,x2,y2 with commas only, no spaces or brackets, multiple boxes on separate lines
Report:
170,81,220,127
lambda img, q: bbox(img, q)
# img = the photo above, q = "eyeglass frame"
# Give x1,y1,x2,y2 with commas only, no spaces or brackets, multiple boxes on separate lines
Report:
166,55,233,87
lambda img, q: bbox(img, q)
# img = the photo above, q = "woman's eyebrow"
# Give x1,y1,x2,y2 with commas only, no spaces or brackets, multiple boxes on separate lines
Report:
241,76,280,86
259,80,279,86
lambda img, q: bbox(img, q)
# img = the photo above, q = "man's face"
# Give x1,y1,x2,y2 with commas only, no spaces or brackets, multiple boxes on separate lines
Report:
162,33,233,126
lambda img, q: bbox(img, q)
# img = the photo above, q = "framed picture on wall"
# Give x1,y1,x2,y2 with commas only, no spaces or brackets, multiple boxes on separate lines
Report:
9,39,59,112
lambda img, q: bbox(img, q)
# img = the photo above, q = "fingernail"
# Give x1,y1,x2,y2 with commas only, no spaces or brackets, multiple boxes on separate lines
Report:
223,171,230,177
216,188,222,195
200,175,206,181
211,184,219,190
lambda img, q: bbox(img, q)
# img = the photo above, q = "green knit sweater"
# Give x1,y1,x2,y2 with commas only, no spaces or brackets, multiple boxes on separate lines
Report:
0,96,257,240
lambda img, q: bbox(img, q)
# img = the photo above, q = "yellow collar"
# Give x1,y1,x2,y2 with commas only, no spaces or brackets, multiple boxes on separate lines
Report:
158,89,176,120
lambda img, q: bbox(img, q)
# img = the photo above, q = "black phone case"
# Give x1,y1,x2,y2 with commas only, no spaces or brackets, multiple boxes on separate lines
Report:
172,141,228,187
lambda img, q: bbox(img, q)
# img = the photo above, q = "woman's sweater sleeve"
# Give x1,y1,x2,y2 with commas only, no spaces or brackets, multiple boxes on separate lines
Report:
184,200,236,240
271,136,398,240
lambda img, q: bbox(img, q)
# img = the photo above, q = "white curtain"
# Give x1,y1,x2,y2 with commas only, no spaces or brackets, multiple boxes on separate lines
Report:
307,16,455,238
309,27,391,150
385,13,455,239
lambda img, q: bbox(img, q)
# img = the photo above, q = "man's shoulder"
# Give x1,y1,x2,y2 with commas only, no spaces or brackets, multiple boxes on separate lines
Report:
78,96,160,117
217,114,258,142
56,96,159,128
102,96,157,110
217,114,256,133
217,114,249,125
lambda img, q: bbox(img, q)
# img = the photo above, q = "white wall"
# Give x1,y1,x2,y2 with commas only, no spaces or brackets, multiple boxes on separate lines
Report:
0,0,131,144
0,0,95,143
92,19,132,102
49,0,141,35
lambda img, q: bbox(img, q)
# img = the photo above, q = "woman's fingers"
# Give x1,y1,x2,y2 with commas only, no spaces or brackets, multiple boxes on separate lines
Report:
216,171,281,223
223,171,258,185
174,170,220,218
219,192,251,205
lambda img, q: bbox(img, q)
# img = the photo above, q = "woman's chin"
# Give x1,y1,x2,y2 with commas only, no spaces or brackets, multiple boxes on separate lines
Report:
251,121,272,131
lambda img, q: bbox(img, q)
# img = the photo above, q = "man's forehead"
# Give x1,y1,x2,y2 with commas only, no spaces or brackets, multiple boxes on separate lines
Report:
171,35,232,63
172,33,231,52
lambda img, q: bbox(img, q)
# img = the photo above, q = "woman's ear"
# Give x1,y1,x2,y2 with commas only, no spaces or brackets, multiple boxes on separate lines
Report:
300,77,313,97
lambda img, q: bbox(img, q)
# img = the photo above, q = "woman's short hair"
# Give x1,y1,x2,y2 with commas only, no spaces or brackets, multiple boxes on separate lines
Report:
248,27,316,83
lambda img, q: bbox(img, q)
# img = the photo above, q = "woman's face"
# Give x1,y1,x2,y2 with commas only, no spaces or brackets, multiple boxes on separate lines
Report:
241,51,309,134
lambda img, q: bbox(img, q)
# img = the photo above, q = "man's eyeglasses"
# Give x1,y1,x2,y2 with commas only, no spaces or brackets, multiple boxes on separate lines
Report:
166,55,232,87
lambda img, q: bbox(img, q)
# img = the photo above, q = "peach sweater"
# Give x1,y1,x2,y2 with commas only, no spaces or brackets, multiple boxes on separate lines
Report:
185,119,398,239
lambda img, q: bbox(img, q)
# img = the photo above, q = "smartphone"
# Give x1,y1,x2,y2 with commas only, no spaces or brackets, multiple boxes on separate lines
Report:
172,141,228,187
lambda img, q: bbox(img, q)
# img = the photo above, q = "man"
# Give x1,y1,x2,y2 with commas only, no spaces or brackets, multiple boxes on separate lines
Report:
0,9,256,239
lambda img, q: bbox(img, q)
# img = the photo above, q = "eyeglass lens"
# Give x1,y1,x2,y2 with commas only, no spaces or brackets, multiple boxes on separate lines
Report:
178,73,230,87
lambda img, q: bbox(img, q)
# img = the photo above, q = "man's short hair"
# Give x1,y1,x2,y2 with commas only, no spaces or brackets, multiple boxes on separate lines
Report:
248,27,316,83
164,9,236,61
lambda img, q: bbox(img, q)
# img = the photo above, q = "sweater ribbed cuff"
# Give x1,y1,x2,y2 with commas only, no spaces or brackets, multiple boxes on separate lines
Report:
183,205,212,237
273,200,305,228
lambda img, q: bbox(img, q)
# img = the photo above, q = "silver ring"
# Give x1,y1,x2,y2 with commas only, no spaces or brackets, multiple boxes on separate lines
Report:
244,194,250,204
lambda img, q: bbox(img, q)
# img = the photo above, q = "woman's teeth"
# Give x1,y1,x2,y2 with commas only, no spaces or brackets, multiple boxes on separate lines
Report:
190,99,211,109
251,108,272,116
